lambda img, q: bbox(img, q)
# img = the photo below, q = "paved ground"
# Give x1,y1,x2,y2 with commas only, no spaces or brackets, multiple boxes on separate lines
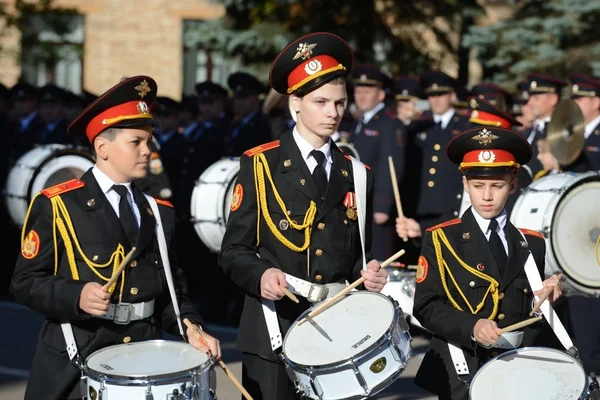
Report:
0,300,435,399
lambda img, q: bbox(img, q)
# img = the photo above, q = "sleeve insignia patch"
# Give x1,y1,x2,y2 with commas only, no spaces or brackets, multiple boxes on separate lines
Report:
22,230,40,259
230,184,244,212
416,256,428,283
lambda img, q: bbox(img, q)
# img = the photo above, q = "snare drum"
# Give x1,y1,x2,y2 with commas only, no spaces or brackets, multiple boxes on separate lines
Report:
469,347,589,400
190,158,240,252
510,171,600,296
281,292,412,399
4,144,94,226
380,264,426,330
85,340,214,399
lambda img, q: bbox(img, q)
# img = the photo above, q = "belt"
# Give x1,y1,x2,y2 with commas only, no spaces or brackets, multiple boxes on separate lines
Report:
92,300,155,325
284,273,348,303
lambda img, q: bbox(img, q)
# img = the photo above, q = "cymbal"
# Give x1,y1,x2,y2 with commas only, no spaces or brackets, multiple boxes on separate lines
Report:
546,99,585,166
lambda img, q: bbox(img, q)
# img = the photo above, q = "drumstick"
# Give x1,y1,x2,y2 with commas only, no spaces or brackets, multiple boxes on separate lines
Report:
529,273,563,316
497,316,543,335
183,318,254,400
281,286,300,303
298,249,406,325
388,156,407,243
102,247,136,291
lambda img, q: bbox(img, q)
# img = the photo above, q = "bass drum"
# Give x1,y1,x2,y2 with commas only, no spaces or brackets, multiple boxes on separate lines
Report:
380,263,427,331
4,144,95,226
191,158,240,252
510,171,600,296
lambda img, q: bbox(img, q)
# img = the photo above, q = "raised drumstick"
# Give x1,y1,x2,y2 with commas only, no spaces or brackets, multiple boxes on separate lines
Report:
102,247,136,291
529,273,563,316
388,156,407,242
297,249,406,325
183,318,254,400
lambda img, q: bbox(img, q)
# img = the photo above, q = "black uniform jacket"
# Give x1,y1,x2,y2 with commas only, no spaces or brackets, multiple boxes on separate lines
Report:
219,131,375,360
413,207,545,399
584,120,600,171
11,169,204,400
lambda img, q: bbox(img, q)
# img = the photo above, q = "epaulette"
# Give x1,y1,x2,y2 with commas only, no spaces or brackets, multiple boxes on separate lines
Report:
519,228,544,239
244,140,280,157
426,218,462,232
342,153,371,170
155,198,174,208
41,179,85,198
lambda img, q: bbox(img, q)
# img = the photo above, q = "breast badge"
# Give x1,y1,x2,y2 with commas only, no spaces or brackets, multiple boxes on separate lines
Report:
22,230,40,259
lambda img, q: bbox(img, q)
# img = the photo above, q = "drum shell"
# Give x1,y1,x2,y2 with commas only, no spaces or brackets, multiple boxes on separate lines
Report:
190,158,240,252
85,340,213,399
4,144,94,226
380,266,427,330
510,171,600,296
281,292,412,399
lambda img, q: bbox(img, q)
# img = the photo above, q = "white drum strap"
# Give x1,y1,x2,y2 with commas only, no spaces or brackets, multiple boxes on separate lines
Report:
349,157,367,271
448,342,470,376
519,232,574,351
60,321,80,362
145,194,185,339
262,299,283,351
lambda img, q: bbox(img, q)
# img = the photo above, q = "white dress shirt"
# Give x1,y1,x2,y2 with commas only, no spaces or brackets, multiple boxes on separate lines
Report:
528,117,551,144
471,208,509,255
585,115,600,140
361,102,386,124
92,166,141,226
433,108,456,130
292,128,333,179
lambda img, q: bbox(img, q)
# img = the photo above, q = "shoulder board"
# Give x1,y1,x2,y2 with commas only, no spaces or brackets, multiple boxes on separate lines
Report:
41,179,85,198
243,140,280,157
342,153,371,170
426,218,462,232
519,228,544,239
155,198,174,208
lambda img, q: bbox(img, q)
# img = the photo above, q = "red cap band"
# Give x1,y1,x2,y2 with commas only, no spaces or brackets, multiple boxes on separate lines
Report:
287,55,344,94
469,110,511,129
86,100,152,142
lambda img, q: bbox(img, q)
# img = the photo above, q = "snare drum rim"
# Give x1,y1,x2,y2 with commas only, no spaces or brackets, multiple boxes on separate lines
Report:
84,340,213,384
282,292,403,372
468,346,588,398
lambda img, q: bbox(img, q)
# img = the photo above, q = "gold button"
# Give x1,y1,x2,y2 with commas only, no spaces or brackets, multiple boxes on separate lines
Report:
154,260,159,265
123,336,131,343
434,144,441,151
315,275,323,282
469,281,475,287
287,210,292,215
130,260,138,268
92,255,99,262
343,220,348,225
523,288,529,294
315,249,323,256
429,168,436,175
432,155,438,162
130,287,138,295
428,181,435,188
498,313,505,320
498,292,505,300
317,223,326,230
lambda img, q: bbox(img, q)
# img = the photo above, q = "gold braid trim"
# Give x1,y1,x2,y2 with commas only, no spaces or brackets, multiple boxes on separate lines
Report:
49,196,127,297
253,153,317,252
431,228,500,319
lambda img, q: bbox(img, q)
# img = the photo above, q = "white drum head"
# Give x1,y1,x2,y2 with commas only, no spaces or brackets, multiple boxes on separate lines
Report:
469,347,586,400
283,292,395,367
552,180,600,290
86,340,210,380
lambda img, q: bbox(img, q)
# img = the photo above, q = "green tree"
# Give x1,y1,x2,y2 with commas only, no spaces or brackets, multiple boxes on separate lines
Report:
465,0,600,88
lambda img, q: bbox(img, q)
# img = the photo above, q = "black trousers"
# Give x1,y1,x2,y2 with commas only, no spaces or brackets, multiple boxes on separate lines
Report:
242,352,300,400
569,296,600,374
